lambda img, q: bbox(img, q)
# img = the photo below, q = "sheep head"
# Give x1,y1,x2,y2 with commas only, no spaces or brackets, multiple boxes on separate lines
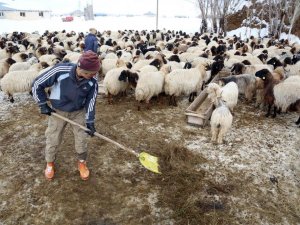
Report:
206,83,222,105
255,69,272,81
118,70,139,87
266,57,282,69
6,58,16,65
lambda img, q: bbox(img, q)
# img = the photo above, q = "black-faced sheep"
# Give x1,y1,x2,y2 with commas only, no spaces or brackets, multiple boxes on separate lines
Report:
0,58,16,78
255,69,280,117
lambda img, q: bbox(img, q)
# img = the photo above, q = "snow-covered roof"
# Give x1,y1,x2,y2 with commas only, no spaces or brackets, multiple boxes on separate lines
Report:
0,2,14,10
0,0,49,11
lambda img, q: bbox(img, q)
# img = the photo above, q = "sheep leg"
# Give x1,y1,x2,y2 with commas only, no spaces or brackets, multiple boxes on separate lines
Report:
168,96,172,106
137,101,142,111
272,105,277,118
172,96,178,107
295,116,300,125
265,104,271,117
277,107,282,115
146,100,151,110
189,92,197,102
211,127,218,143
169,95,177,106
217,127,226,144
107,93,113,104
8,93,14,103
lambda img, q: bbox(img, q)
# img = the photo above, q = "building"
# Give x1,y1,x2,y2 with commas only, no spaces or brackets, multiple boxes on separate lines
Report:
0,3,51,20
84,2,94,20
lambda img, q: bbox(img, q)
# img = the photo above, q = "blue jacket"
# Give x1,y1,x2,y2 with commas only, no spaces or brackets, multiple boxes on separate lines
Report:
84,33,98,53
32,63,98,123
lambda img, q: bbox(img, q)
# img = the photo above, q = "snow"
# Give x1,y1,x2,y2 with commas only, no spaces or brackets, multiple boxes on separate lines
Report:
1,16,299,44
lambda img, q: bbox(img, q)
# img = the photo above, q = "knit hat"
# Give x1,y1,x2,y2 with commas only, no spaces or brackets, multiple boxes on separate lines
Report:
78,50,100,72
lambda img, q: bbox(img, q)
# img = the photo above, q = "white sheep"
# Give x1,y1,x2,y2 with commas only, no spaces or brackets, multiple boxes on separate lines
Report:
135,65,171,110
208,95,233,144
101,58,130,77
0,63,44,102
39,54,60,66
8,57,38,72
0,58,16,78
207,82,238,112
12,52,29,62
62,52,82,63
103,66,131,104
137,65,159,73
164,63,207,106
274,80,300,112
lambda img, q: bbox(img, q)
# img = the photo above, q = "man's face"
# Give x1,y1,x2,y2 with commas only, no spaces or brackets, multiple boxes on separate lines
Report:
76,67,97,79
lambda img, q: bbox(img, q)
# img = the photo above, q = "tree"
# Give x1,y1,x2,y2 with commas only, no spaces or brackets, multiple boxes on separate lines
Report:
194,0,210,34
288,0,300,40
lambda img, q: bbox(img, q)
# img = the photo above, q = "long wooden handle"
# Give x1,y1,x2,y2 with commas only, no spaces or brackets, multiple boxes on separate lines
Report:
51,112,139,157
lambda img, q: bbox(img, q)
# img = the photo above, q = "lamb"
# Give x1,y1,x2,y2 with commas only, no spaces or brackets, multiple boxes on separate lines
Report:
0,58,16,78
206,82,239,112
218,74,257,101
0,62,45,102
164,63,207,106
207,84,233,144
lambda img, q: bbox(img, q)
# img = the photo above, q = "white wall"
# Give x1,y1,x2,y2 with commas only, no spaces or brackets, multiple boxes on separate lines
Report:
0,10,51,20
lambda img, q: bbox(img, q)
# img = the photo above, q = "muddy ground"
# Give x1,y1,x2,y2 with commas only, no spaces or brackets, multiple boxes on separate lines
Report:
0,91,299,225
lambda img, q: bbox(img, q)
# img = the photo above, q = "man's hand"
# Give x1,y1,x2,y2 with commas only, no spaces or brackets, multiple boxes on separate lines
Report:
40,104,56,116
86,123,96,137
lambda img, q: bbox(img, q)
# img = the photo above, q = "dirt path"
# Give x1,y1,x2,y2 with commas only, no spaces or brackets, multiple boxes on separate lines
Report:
0,92,299,225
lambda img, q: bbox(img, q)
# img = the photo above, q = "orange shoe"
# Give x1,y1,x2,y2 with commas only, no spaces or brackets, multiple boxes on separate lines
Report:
45,162,55,180
78,161,90,180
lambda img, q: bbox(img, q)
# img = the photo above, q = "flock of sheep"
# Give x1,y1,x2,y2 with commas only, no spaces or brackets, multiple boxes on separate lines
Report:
0,29,299,144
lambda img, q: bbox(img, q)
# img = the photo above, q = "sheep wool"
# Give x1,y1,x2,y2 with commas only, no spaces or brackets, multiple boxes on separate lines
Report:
210,100,233,144
164,63,207,97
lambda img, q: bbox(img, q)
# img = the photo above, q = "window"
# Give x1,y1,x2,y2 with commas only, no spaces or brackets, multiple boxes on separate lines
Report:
20,12,25,17
0,12,4,16
39,12,43,17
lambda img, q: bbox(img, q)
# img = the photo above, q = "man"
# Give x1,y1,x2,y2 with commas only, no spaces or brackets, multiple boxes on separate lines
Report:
84,28,98,53
32,50,101,181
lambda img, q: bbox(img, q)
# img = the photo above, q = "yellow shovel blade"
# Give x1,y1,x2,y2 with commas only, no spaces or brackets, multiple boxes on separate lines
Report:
139,152,161,174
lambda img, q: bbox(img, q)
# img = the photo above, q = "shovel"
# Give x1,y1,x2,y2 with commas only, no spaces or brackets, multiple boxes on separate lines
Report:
51,112,160,174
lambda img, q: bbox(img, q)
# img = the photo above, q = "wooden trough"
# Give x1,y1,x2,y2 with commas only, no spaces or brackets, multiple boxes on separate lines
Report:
185,88,214,127
185,75,221,127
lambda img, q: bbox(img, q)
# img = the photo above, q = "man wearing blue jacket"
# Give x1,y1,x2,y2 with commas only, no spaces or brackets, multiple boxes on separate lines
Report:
32,50,101,181
84,28,98,53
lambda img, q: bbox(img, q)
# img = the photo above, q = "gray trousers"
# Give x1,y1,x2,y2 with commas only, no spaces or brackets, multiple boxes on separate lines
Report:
45,109,88,162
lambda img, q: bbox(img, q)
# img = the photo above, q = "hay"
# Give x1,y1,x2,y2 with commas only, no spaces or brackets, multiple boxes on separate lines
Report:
147,143,236,225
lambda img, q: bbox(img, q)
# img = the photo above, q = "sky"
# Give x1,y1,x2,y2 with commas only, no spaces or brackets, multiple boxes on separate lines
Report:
0,0,199,17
